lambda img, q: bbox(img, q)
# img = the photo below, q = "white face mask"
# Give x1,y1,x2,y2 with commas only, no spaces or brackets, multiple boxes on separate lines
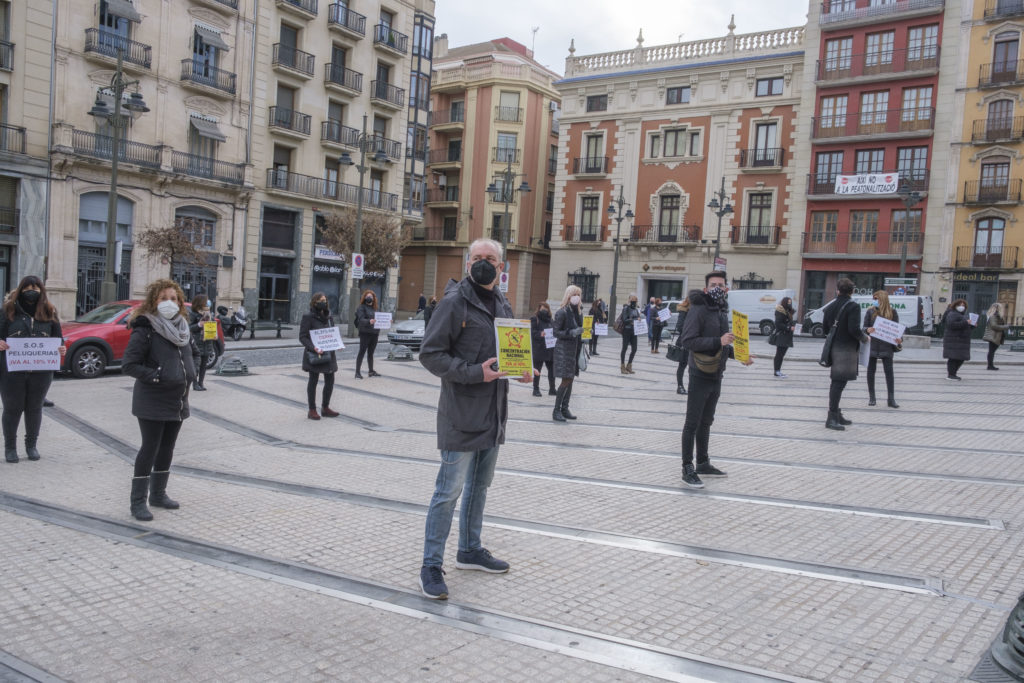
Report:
570,295,581,306
157,300,179,319
955,305,966,313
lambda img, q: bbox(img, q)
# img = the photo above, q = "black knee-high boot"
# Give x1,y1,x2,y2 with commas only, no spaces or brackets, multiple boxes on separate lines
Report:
560,383,577,420
130,476,153,521
553,385,568,422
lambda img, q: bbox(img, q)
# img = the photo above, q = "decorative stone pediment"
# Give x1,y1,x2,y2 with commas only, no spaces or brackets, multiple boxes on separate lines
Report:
184,96,228,118
187,8,230,30
979,90,1024,108
984,21,1024,42
88,70,115,87
970,145,1020,163
967,207,1016,224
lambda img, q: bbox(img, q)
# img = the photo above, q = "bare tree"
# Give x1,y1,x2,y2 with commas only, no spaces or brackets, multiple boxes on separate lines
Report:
135,217,206,272
320,208,408,273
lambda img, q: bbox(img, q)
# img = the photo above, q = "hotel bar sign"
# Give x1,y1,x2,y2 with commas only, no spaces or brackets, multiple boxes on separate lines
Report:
833,173,900,195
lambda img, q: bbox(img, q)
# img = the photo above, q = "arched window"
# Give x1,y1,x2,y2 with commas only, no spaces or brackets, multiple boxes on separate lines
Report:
986,99,1014,140
973,217,1005,268
174,206,217,248
993,32,1020,82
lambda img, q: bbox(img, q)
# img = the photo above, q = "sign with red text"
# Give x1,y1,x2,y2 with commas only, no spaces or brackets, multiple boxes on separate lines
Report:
6,338,61,372
834,173,900,195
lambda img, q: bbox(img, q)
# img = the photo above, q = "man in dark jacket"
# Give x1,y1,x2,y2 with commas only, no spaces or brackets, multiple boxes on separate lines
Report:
679,271,752,488
822,277,868,430
418,238,534,600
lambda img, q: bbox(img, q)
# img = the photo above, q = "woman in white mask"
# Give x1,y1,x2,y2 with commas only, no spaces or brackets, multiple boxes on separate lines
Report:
551,285,584,422
941,298,974,380
122,279,201,521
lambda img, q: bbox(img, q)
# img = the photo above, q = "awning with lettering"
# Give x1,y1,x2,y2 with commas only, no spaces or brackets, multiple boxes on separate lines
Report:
194,25,230,51
105,0,142,23
190,116,226,142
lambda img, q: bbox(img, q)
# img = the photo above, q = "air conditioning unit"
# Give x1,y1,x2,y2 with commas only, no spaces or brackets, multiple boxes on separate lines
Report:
438,174,447,187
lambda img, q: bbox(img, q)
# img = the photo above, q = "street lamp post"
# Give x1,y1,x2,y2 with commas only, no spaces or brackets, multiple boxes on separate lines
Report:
486,155,531,287
706,176,733,263
88,48,149,304
896,179,923,278
339,113,391,335
606,188,634,319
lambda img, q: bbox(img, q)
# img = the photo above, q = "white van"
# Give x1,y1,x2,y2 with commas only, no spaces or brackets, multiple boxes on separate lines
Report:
727,289,796,336
804,295,933,337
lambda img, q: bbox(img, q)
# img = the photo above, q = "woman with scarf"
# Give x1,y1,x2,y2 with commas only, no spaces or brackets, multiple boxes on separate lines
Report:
552,285,584,422
122,279,201,521
983,302,1009,371
354,289,381,379
300,292,340,420
530,301,556,397
772,297,796,378
0,276,65,463
863,290,902,408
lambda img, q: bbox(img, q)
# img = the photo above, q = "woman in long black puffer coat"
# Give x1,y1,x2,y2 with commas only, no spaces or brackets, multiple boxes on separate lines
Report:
530,302,555,397
772,297,796,378
300,292,340,420
552,285,584,422
942,299,975,380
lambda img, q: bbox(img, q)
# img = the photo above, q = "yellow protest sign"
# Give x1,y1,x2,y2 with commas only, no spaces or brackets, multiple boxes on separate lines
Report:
581,315,593,340
731,310,749,364
494,318,534,377
203,321,218,341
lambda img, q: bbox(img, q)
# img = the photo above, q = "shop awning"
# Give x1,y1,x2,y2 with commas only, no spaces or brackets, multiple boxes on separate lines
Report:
105,0,141,23
190,116,226,142
195,25,230,51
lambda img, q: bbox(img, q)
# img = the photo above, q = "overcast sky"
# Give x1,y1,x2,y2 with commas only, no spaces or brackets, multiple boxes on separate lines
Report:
433,1,811,77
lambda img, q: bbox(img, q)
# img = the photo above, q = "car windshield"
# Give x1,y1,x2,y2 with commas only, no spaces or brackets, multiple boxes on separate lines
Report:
75,303,133,324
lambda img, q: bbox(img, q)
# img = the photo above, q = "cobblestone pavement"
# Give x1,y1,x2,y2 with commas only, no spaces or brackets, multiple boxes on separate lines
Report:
1,347,1022,682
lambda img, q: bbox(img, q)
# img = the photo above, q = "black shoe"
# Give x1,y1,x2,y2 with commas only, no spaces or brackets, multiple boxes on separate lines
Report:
591,351,599,356
368,370,381,377
548,388,556,396
826,411,845,431
987,365,999,371
455,547,510,573
5,447,18,463
130,476,153,521
887,398,900,409
25,446,40,461
836,411,852,426
419,565,448,600
946,375,961,381
677,385,687,395
193,383,207,392
149,471,179,509
42,399,54,408
354,370,363,379
695,463,727,477
868,396,876,406
681,464,704,488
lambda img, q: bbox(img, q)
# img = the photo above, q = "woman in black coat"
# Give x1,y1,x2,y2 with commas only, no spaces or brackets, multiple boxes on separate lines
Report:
0,276,66,463
552,285,584,422
772,297,796,378
188,295,213,391
863,290,902,408
672,299,690,394
530,302,555,397
942,298,974,380
822,278,868,431
300,292,340,420
354,289,381,379
122,279,200,521
618,294,641,374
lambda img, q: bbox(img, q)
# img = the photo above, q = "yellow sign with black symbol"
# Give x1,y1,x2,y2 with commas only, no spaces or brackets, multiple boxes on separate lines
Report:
494,318,534,377
731,310,749,364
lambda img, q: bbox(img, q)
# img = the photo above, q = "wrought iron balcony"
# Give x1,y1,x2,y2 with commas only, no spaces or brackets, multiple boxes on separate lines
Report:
572,157,608,174
739,148,785,168
431,110,464,126
425,187,460,203
411,225,458,241
273,43,315,77
0,124,26,154
980,60,1024,87
811,107,934,140
367,134,402,161
816,47,939,82
628,225,701,244
562,225,607,243
428,148,461,164
730,225,781,246
802,231,923,257
955,245,1019,269
71,129,162,168
373,24,409,53
328,3,366,35
169,151,245,185
972,116,1024,142
268,106,312,136
370,80,405,108
0,207,19,235
265,168,397,210
819,0,945,26
324,63,362,92
493,147,520,164
180,59,237,95
963,179,1023,203
984,0,1024,20
0,40,12,71
807,170,929,196
84,29,152,69
488,227,516,243
495,106,523,122
276,0,317,17
321,120,360,147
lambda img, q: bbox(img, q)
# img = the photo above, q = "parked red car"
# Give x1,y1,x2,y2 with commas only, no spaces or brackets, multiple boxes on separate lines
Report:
61,300,224,379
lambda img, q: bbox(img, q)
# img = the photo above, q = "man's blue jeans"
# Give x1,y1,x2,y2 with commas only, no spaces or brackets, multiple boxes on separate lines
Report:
422,447,499,567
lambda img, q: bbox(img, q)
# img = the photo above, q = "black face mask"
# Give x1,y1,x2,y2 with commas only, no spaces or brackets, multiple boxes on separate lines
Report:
706,287,728,307
19,290,40,306
629,301,637,308
470,259,497,286
314,301,328,312
364,297,374,305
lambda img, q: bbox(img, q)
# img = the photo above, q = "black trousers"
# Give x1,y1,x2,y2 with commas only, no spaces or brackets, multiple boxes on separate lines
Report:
620,331,638,364
947,359,965,377
675,352,689,388
307,371,335,410
588,335,599,354
867,356,894,398
2,371,52,448
773,346,788,373
356,333,378,372
533,359,554,392
134,418,183,477
651,333,662,351
828,380,847,412
681,373,721,466
196,341,210,386
988,341,999,367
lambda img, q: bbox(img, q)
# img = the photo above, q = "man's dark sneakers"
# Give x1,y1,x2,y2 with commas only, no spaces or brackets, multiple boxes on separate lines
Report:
419,565,448,599
455,548,510,573
682,464,704,489
695,463,727,477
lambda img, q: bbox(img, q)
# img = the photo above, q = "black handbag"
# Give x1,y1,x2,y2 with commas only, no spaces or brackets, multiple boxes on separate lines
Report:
818,301,853,368
305,349,331,367
666,342,684,362
768,330,779,346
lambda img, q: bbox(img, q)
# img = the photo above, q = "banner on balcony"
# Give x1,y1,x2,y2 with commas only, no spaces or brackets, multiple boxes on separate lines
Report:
834,173,900,194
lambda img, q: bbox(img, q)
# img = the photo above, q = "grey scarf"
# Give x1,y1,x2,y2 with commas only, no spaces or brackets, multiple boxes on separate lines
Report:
144,313,191,347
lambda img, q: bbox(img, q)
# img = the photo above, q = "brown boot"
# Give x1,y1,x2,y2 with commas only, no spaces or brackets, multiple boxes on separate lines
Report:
321,406,339,418
308,409,321,420
620,363,628,374
626,363,635,374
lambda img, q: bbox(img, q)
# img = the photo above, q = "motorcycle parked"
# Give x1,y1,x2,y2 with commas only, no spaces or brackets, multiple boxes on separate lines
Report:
216,305,247,342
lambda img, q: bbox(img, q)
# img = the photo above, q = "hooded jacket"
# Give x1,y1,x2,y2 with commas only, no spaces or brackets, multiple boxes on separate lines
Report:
773,304,795,349
419,277,513,452
680,289,734,379
942,308,972,360
122,315,198,421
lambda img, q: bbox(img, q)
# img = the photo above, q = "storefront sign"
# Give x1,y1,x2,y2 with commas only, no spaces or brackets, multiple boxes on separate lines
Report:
314,245,344,262
834,173,900,194
954,272,1000,283
313,262,344,277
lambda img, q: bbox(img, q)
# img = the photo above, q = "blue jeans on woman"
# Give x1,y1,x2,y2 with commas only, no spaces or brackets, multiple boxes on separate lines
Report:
422,446,499,567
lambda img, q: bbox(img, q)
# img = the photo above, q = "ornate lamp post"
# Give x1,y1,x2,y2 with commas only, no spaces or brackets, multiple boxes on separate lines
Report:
706,176,733,263
896,178,923,278
485,154,531,267
606,188,634,319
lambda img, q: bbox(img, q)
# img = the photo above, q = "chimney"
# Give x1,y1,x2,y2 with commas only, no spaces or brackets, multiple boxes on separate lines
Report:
434,33,449,58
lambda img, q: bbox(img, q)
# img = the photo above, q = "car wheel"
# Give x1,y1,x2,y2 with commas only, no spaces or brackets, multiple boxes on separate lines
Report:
70,345,107,379
811,324,825,338
205,347,221,370
760,321,775,336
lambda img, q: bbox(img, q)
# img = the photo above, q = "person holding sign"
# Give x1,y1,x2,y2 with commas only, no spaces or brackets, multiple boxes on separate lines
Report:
617,294,641,374
0,276,65,463
552,285,585,423
529,302,556,397
418,239,535,601
863,290,902,408
587,298,607,356
354,289,382,379
822,278,869,431
942,299,974,381
188,295,213,392
679,271,752,488
300,293,340,420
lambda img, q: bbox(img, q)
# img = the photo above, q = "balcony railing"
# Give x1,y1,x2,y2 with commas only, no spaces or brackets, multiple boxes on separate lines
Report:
368,134,403,161
562,225,607,243
411,225,459,241
278,0,318,15
169,151,245,185
802,231,923,256
572,157,608,174
488,191,518,205
268,106,312,135
428,148,461,164
493,147,520,164
208,0,239,8
816,47,939,82
273,44,315,76
731,225,781,246
328,3,366,35
979,60,1024,87
739,148,785,168
985,0,1024,18
370,80,405,107
495,106,523,122
374,24,409,53
819,0,945,25
431,110,464,126
321,120,360,147
963,179,1023,203
548,158,558,175
811,107,934,139
425,187,460,203
955,245,1020,269
84,29,152,69
629,225,701,244
71,129,162,168
266,169,398,210
0,207,20,235
972,116,1024,142
0,40,12,71
807,170,929,195
0,124,26,154
180,59,237,95
324,63,362,92
488,227,516,243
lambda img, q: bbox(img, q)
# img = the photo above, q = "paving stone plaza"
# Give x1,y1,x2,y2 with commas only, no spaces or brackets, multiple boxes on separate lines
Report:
1,340,1023,682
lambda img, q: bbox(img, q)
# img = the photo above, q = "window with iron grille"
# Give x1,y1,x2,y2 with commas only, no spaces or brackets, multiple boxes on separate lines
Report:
732,273,774,290
568,267,598,302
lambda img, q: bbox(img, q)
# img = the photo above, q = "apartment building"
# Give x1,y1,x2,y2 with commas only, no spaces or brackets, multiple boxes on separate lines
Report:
790,0,960,313
0,1,53,295
402,35,559,315
246,0,435,323
551,22,805,311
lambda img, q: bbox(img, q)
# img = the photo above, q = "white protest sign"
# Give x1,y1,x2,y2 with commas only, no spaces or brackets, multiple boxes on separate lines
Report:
657,307,671,322
633,317,648,336
544,328,556,348
793,323,803,336
373,312,392,330
594,323,609,336
6,337,61,372
309,326,344,352
869,317,906,346
858,339,871,368
968,312,979,326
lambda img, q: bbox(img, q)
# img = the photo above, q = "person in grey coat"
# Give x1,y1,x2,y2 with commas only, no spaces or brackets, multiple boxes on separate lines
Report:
417,239,534,601
942,299,975,380
983,301,1008,371
552,285,584,422
822,278,868,430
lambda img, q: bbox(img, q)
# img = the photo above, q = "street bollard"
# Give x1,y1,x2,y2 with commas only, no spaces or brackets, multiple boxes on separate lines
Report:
276,319,283,338
249,317,256,340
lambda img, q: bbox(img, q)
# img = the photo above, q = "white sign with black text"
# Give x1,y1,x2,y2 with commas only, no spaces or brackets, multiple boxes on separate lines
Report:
373,312,392,330
309,326,344,352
